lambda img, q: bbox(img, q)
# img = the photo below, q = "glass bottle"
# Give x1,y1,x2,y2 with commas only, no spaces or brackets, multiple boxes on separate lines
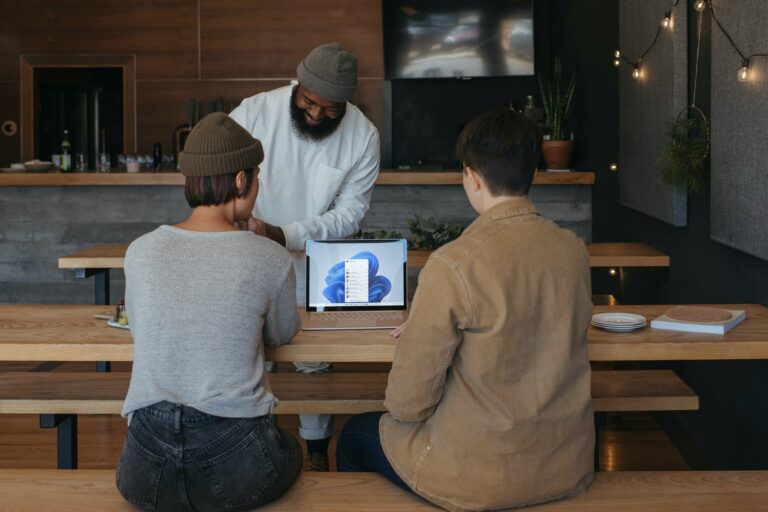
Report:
60,130,72,172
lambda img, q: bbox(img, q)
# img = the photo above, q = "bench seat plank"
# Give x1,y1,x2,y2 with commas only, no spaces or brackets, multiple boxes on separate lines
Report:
0,470,766,512
0,370,697,415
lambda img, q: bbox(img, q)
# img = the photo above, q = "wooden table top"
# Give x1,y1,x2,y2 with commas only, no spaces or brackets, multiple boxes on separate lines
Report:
59,242,670,270
1,170,596,187
1,304,765,363
587,242,670,267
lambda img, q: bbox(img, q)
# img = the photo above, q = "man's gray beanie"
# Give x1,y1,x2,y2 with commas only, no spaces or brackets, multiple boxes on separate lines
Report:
296,43,358,103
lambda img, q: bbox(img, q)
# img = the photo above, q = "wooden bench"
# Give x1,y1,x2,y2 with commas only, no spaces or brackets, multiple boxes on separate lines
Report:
0,469,766,511
0,370,697,469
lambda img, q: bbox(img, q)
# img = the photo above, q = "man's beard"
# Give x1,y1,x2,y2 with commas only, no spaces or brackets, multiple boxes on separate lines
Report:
289,86,346,141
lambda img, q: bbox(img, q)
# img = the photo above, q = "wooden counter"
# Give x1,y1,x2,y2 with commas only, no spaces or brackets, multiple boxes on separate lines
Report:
0,170,595,187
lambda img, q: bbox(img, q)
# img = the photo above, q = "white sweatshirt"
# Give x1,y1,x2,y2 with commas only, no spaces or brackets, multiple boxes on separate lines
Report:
230,84,380,304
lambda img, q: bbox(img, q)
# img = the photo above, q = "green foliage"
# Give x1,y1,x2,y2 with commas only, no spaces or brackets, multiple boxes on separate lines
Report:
407,215,465,250
538,57,576,140
659,109,710,194
353,216,465,250
354,229,405,241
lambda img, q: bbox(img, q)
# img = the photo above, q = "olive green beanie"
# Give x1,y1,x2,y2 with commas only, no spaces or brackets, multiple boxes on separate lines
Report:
178,112,264,177
296,42,358,102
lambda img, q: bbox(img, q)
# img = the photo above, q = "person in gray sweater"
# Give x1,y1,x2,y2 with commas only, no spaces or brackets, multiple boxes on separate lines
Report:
116,112,302,512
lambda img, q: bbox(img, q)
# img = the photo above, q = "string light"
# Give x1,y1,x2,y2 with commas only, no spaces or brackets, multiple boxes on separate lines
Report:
661,12,672,29
613,0,768,85
738,62,749,82
613,1,680,81
609,163,618,172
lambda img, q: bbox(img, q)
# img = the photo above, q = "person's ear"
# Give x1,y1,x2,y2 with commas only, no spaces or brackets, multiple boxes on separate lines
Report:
235,170,247,197
465,166,483,192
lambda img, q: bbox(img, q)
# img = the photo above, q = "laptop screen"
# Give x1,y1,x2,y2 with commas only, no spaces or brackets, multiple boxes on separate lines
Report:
306,239,408,311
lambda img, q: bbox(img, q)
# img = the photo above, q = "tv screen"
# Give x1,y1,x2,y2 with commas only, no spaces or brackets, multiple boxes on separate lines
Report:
383,0,534,79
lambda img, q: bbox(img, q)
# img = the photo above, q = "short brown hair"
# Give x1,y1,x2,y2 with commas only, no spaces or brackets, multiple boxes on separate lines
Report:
184,168,255,208
456,108,542,196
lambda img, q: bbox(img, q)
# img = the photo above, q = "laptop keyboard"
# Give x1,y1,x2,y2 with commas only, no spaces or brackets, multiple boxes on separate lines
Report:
310,311,404,321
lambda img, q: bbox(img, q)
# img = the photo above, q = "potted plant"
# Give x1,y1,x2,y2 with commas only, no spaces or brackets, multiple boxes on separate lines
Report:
538,57,576,170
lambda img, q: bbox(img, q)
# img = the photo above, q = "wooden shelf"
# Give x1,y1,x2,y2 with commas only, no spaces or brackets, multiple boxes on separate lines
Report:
1,170,595,187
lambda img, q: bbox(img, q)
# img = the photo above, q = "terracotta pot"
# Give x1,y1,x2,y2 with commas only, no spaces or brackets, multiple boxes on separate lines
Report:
542,140,574,170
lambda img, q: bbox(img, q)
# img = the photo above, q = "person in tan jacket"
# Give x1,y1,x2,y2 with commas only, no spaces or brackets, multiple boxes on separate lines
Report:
336,108,595,511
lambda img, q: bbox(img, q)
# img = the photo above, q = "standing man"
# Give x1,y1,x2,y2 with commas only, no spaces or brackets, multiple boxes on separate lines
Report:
229,43,380,471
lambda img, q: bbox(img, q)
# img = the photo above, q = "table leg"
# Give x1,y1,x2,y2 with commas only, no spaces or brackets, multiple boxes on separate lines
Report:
76,268,112,371
94,269,110,306
40,414,78,469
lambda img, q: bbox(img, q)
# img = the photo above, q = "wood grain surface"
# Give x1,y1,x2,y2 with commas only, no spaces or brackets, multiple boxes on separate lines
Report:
1,171,595,187
1,304,766,362
57,240,664,270
0,469,766,511
0,370,698,415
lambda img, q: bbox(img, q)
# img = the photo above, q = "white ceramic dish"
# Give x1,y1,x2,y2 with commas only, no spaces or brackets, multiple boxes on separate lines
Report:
107,319,130,330
591,312,647,332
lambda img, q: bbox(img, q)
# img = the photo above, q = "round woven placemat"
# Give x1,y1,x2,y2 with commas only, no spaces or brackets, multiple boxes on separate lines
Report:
664,306,732,322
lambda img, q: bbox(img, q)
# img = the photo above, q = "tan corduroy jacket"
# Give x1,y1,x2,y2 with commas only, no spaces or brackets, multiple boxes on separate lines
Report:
380,197,594,512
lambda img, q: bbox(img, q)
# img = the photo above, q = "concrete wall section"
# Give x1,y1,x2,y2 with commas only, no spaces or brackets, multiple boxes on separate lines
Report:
0,184,591,304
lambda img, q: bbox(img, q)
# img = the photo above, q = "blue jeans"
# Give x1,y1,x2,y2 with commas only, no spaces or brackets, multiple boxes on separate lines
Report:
116,402,301,511
336,412,411,492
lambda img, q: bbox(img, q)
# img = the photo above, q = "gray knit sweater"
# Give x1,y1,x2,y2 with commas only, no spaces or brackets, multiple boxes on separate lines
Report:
121,225,299,420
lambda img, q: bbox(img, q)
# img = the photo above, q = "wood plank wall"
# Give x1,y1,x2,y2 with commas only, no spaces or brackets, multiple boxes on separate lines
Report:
0,0,384,164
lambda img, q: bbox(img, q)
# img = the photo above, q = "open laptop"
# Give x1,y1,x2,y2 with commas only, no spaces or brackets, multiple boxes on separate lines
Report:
303,239,409,330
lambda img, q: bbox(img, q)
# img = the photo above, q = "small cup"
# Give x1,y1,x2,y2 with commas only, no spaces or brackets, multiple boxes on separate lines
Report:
51,154,62,169
98,153,111,173
75,153,87,172
126,161,140,173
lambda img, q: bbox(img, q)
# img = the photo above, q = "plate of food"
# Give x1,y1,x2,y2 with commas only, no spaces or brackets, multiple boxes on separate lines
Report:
107,319,130,330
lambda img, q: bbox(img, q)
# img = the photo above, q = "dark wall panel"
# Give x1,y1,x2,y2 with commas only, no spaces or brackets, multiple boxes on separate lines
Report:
0,82,20,165
200,0,383,79
0,0,199,81
618,0,687,227
710,0,768,261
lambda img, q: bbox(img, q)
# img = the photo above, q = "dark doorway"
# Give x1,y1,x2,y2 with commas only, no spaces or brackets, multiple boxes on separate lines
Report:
35,67,123,170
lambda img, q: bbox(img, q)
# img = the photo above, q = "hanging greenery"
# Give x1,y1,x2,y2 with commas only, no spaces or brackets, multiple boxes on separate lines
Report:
659,106,710,194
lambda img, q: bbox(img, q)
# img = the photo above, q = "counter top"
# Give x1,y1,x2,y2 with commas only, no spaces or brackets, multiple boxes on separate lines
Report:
0,170,595,186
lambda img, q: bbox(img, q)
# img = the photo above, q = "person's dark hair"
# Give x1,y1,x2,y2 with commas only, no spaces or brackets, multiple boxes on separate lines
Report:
184,168,255,208
456,108,543,196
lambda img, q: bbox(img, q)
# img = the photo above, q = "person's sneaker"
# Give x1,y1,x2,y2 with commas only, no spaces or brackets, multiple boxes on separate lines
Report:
304,452,330,472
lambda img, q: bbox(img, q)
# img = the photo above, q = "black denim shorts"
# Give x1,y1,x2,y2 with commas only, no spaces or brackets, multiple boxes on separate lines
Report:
116,402,301,512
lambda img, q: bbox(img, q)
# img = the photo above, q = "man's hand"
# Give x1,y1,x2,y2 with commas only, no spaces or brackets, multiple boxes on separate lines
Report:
389,322,407,339
243,215,286,247
246,215,267,236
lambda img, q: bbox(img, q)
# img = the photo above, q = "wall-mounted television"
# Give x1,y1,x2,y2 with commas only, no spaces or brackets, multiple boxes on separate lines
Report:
383,0,534,80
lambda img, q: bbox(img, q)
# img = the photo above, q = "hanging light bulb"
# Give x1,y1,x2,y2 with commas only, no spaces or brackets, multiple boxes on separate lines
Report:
614,58,621,67
614,50,621,59
632,66,641,79
738,63,749,82
661,12,672,28
694,0,706,11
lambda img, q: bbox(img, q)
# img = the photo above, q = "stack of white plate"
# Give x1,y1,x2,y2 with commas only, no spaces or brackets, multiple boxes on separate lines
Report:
591,312,647,332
